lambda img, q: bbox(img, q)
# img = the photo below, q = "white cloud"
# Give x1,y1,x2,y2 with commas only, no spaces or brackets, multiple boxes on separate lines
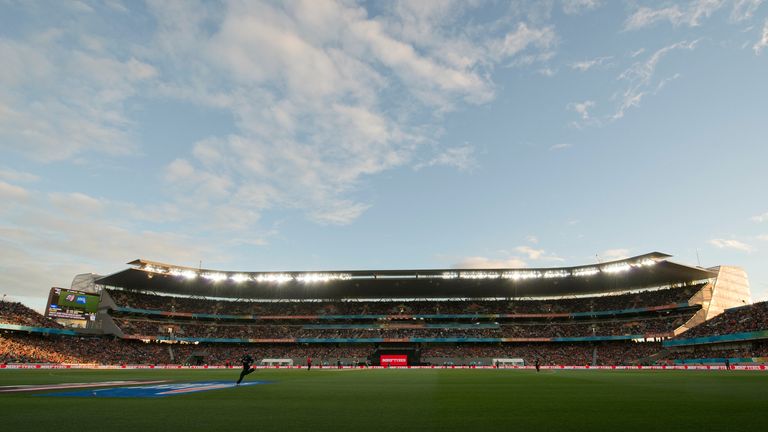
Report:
731,0,764,21
538,67,557,77
147,1,557,226
526,235,539,244
0,181,29,200
757,234,768,241
562,0,603,14
515,246,546,260
568,100,595,120
612,40,698,120
754,19,768,54
709,238,755,252
0,33,157,161
570,56,612,71
413,145,477,171
625,1,726,30
496,23,557,58
549,143,573,151
0,188,218,302
0,168,39,183
752,211,768,222
515,246,565,262
453,256,528,269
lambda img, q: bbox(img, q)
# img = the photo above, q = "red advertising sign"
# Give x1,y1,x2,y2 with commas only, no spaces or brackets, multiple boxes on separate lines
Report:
380,355,408,366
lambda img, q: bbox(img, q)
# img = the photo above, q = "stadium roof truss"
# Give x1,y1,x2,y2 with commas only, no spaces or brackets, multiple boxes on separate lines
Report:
94,252,717,300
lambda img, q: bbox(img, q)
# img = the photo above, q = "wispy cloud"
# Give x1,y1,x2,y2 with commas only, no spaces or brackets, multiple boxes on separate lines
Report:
0,181,29,200
515,246,564,262
752,211,768,222
413,145,477,172
0,168,39,183
731,0,765,21
0,32,156,161
612,40,699,120
562,0,604,15
624,1,726,31
754,19,768,54
0,187,217,303
709,238,755,252
757,234,768,241
147,1,558,226
570,56,612,71
568,100,596,120
452,243,563,269
549,143,573,151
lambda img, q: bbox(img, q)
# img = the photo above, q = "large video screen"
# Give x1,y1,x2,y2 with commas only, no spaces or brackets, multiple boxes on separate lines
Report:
46,287,99,320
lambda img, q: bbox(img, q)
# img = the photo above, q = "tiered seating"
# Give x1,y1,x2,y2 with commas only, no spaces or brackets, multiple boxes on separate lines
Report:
107,285,703,316
0,301,63,328
113,313,693,339
677,301,768,338
1,333,661,366
661,341,768,363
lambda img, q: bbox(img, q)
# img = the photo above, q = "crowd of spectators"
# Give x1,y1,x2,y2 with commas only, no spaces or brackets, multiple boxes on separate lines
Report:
107,285,703,317
113,312,693,339
0,301,62,328
1,331,663,366
662,340,768,363
677,301,768,339
421,341,663,366
0,333,166,364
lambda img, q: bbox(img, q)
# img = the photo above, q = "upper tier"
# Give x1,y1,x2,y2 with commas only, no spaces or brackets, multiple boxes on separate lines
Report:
105,284,703,319
96,252,716,299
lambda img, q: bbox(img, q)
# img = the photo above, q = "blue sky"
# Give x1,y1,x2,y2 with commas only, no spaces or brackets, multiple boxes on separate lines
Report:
1,0,767,310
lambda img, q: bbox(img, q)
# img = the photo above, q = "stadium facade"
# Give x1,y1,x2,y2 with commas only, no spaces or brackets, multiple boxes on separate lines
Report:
5,252,762,367
48,252,746,366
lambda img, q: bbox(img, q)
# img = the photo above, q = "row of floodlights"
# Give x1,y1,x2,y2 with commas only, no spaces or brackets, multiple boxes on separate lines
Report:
139,258,657,284
141,265,353,283
439,258,657,280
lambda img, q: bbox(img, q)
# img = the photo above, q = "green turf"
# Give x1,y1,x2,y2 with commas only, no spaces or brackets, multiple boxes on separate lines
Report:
2,369,767,431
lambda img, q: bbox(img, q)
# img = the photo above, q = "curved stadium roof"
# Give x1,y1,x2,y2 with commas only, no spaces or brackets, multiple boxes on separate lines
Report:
94,252,717,300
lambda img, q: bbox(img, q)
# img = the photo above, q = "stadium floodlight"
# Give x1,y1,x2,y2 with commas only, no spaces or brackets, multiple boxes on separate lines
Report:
168,268,198,279
142,264,166,274
441,272,459,279
573,267,600,277
543,270,570,278
461,271,501,279
201,272,228,282
634,258,657,267
230,273,252,283
255,273,293,283
295,273,352,283
601,263,632,274
501,271,542,280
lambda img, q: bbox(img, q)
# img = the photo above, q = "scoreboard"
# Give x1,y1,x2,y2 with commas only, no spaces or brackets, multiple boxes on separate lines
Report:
45,287,99,321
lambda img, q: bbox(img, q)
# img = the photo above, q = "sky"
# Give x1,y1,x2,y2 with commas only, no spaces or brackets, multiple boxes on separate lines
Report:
1,0,767,311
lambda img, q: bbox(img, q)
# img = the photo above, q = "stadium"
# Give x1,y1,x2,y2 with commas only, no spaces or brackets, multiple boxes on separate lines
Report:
2,253,767,431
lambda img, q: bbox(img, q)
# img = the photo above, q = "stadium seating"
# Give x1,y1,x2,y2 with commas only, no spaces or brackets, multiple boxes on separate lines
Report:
0,284,721,366
676,301,768,338
106,285,702,316
0,301,63,328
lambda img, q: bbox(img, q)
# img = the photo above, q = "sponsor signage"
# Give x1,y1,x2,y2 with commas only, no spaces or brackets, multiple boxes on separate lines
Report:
380,355,408,366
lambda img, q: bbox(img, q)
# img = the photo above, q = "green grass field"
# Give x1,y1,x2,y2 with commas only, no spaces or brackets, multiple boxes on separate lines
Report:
2,369,767,431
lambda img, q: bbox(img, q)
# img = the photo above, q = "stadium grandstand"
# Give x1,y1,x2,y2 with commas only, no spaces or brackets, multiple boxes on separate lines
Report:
1,252,761,367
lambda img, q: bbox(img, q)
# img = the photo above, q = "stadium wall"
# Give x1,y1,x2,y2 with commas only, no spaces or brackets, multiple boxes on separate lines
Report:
706,266,751,320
